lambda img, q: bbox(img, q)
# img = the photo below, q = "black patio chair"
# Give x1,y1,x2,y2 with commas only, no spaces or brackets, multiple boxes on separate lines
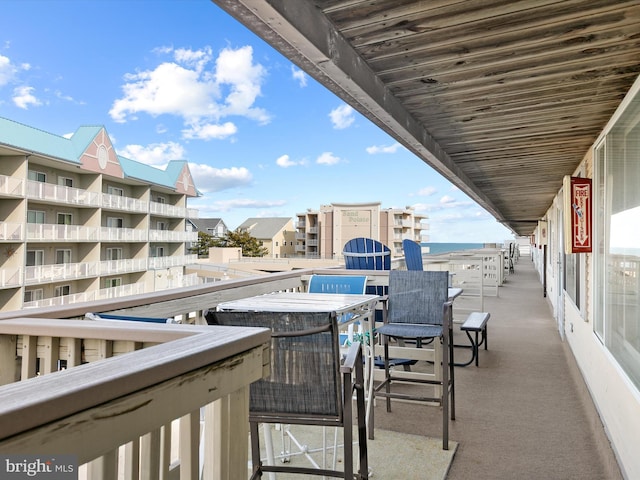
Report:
212,310,369,479
374,270,455,450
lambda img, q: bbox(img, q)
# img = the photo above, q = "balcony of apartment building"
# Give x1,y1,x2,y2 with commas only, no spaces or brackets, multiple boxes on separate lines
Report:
0,255,622,479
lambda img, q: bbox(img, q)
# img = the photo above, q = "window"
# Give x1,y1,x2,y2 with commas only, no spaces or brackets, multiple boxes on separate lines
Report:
57,213,72,225
58,176,73,187
157,221,167,230
155,246,165,257
54,285,70,297
105,278,122,288
27,210,45,224
24,289,44,303
56,249,71,264
107,186,124,196
106,248,122,261
107,217,123,228
26,250,44,266
28,170,46,182
156,195,166,204
594,92,640,389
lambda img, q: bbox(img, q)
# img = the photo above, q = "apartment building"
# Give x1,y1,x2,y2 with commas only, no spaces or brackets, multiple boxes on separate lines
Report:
237,217,296,258
0,117,200,312
295,202,428,259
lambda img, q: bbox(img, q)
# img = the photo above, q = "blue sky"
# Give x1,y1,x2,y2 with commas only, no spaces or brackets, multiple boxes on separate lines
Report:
0,0,513,243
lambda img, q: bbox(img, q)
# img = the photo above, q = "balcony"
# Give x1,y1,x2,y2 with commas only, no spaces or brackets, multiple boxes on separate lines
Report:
23,282,146,308
149,229,199,242
150,201,193,218
0,222,23,241
27,223,99,242
102,192,148,213
0,174,24,198
0,260,622,479
26,180,102,207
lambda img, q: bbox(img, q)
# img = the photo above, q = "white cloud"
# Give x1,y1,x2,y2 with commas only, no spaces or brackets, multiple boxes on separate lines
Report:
276,154,306,168
440,195,457,205
417,186,438,196
316,151,341,165
182,121,237,140
366,142,402,154
118,142,186,167
12,85,41,109
0,55,17,86
109,45,270,132
205,198,287,212
291,66,307,87
189,164,253,192
329,104,355,129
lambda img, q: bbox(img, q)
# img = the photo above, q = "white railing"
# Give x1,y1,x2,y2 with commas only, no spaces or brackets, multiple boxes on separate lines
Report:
0,174,24,197
102,193,148,213
100,226,148,242
0,318,269,479
150,201,190,218
23,282,147,308
0,222,23,241
99,257,148,276
149,254,198,269
24,261,100,284
0,267,21,288
26,223,100,241
149,229,199,242
25,180,102,206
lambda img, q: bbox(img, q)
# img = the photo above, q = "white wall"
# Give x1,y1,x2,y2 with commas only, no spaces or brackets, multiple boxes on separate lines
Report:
564,299,640,480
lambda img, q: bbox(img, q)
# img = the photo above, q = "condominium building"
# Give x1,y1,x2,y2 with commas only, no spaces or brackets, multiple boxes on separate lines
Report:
0,117,200,312
237,217,296,258
295,202,428,259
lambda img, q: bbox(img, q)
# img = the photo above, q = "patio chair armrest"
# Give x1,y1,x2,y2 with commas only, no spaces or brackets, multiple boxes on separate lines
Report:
341,341,362,372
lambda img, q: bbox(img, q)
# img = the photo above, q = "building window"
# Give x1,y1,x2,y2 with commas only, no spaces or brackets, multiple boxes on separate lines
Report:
156,195,166,204
107,185,124,196
157,221,167,230
56,249,72,264
107,217,123,228
105,278,122,288
106,248,122,261
594,91,640,389
26,250,44,266
27,210,45,224
54,285,70,297
57,213,73,225
24,289,44,303
155,246,165,257
58,176,73,187
28,170,46,182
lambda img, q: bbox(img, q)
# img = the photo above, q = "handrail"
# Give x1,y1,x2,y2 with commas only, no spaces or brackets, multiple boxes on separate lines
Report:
0,318,270,476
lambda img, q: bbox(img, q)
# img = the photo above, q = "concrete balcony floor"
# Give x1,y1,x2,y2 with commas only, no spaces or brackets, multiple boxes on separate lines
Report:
372,259,622,480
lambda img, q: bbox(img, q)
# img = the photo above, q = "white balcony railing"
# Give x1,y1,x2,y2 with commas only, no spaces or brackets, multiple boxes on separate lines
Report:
26,180,102,207
27,223,100,241
0,174,24,197
100,226,148,242
150,201,192,218
0,266,22,288
24,261,100,284
23,282,146,308
149,254,198,269
102,192,148,213
0,222,23,241
149,229,199,242
99,257,148,276
0,318,269,479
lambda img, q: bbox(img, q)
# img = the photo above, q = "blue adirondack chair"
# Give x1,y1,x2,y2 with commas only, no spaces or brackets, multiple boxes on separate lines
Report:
403,239,424,270
342,238,414,369
342,237,390,297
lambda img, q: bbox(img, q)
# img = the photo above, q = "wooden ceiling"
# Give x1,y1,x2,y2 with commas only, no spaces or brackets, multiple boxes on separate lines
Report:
212,0,640,236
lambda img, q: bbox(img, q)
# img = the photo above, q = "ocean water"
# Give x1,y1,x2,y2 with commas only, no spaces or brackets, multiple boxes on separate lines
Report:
422,242,486,255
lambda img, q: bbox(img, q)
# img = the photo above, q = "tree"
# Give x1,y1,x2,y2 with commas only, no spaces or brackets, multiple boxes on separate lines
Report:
189,229,268,258
224,229,269,257
189,231,224,257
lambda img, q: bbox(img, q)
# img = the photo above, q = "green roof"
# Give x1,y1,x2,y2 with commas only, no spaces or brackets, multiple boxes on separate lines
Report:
0,116,200,194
